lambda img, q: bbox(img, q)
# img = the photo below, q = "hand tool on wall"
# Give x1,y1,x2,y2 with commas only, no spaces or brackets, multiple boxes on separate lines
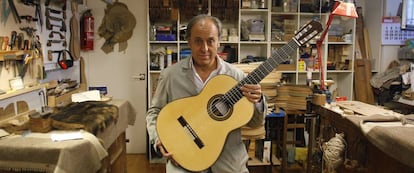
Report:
47,39,67,47
19,15,38,23
0,37,4,51
20,27,37,37
47,14,66,26
9,31,17,50
49,31,65,39
46,18,66,32
19,53,33,78
16,32,23,50
46,7,66,19
7,0,21,23
69,1,80,60
2,37,9,51
34,0,42,28
22,0,43,28
48,50,63,61
23,40,29,50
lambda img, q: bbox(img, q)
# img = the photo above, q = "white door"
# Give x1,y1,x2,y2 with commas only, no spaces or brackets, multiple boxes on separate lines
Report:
85,0,148,153
124,0,149,154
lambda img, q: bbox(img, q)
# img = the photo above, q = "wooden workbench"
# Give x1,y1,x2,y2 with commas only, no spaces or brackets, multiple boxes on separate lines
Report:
0,99,136,173
312,101,414,173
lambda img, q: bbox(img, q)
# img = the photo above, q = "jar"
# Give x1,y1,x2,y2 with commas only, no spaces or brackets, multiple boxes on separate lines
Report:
251,0,258,9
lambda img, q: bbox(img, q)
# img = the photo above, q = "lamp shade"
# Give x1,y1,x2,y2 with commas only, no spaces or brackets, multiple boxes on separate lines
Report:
331,1,358,18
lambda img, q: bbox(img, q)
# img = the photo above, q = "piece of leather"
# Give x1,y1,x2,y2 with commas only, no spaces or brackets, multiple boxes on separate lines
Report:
70,1,80,60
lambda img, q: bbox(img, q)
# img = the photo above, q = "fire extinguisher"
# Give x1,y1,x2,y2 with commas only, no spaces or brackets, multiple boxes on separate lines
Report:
80,9,94,51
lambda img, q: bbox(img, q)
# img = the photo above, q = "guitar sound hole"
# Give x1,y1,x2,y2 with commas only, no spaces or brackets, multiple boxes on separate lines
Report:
207,94,233,121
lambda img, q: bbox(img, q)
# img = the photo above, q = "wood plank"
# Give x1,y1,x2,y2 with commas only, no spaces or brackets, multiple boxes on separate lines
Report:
363,59,375,104
356,7,367,59
16,101,29,114
0,103,15,121
364,28,372,59
336,101,401,116
354,59,375,104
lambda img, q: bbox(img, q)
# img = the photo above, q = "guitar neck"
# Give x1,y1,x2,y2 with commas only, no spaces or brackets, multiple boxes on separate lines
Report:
223,39,299,106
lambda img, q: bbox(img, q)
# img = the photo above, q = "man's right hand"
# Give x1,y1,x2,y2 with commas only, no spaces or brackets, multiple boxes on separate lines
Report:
156,140,179,166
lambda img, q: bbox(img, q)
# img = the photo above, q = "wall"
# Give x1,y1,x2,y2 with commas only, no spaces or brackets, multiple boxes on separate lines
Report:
0,0,148,153
81,0,148,153
365,0,405,72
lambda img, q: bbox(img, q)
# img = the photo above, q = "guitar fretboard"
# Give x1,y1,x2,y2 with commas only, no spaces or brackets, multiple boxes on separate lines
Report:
222,40,299,106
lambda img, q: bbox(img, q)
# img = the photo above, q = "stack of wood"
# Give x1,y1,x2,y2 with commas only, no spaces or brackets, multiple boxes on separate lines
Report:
275,84,312,110
234,63,282,106
235,63,281,139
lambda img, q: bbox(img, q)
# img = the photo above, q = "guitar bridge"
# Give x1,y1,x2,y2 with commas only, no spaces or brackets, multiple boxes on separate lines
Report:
178,116,204,149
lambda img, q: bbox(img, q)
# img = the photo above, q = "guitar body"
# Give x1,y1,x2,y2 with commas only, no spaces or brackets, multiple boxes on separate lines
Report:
156,75,254,171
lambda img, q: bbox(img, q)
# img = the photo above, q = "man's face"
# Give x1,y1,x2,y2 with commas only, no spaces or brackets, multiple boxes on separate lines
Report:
188,19,220,67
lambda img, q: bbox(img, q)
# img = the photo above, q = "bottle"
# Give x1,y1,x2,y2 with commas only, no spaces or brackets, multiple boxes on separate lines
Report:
298,59,305,71
251,0,258,9
159,54,164,70
151,25,157,41
166,49,172,67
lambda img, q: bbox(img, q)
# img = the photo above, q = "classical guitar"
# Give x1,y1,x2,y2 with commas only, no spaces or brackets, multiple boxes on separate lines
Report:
156,20,323,171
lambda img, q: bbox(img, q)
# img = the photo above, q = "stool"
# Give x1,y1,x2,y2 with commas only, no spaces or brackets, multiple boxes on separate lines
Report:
281,109,306,172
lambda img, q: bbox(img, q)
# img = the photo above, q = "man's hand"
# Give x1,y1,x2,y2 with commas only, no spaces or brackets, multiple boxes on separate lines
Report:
156,140,179,166
240,84,263,103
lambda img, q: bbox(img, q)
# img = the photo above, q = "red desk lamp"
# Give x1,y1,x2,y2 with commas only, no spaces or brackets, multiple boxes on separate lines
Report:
316,0,358,91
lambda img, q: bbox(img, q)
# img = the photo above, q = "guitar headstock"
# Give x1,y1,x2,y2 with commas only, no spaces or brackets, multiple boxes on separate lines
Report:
293,20,323,46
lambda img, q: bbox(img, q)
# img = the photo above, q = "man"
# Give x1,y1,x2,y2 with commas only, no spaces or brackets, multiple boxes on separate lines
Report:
146,14,267,173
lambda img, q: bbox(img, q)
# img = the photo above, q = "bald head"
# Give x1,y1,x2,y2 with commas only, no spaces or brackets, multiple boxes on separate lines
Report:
185,14,222,40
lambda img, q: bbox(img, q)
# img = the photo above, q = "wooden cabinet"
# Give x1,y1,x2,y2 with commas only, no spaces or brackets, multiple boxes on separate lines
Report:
100,132,127,173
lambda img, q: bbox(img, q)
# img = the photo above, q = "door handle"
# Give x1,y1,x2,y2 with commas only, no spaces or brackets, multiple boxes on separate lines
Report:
132,73,146,80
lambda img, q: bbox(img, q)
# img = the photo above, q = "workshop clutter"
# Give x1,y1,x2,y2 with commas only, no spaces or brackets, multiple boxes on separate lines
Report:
98,2,136,54
149,46,178,70
0,101,118,134
275,84,313,110
80,9,94,51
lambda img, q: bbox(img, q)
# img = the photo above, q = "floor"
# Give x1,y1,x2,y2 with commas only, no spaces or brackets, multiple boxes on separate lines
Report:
126,154,306,173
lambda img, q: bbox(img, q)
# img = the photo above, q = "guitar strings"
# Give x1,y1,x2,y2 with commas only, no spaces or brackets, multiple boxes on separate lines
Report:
210,40,300,115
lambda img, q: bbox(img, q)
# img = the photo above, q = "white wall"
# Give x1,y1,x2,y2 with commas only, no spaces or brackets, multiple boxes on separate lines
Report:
365,0,405,72
81,0,148,153
0,0,148,153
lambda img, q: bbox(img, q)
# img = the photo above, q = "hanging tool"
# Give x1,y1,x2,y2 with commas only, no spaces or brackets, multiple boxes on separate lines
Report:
17,33,24,50
48,50,62,61
19,15,38,23
47,14,66,24
46,18,66,31
20,27,37,37
9,31,17,50
7,0,21,23
47,39,67,47
19,53,33,78
1,37,8,50
49,31,65,39
1,0,11,25
69,1,80,60
46,7,66,19
34,0,42,29
21,0,42,28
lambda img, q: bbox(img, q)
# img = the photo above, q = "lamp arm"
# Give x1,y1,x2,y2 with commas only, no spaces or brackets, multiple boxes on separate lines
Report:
316,13,335,91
